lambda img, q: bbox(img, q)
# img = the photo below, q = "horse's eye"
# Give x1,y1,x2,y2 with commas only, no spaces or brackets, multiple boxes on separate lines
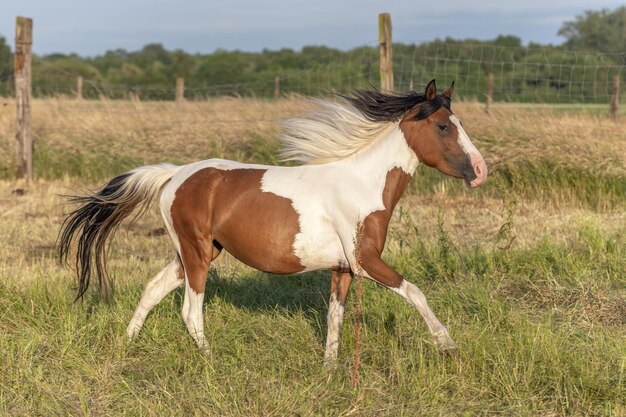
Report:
437,123,449,132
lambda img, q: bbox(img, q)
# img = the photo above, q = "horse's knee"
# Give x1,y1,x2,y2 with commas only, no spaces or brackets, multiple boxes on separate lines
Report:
357,250,403,288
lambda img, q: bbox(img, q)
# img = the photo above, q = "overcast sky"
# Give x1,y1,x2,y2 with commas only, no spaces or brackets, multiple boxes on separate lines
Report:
1,1,624,56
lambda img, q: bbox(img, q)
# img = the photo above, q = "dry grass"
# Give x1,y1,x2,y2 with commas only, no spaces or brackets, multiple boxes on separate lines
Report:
0,96,624,176
0,97,309,177
472,103,625,176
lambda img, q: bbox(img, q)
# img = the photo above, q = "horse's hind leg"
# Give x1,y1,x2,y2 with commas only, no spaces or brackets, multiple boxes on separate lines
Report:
168,168,223,354
179,239,221,355
324,269,353,365
127,256,184,338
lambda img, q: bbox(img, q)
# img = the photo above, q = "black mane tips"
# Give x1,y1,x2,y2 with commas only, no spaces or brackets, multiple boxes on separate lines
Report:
340,89,424,122
341,87,451,122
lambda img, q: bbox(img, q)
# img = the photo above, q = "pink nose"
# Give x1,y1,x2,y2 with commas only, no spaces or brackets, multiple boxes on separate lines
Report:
469,153,488,188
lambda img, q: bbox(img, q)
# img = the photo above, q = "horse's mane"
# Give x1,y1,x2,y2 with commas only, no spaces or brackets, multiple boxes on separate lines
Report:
279,89,451,165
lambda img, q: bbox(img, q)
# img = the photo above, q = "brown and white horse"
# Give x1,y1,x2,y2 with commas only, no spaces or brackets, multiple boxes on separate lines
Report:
59,79,487,362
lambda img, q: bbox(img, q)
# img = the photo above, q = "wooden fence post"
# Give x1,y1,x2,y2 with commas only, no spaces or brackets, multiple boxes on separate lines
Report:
378,13,393,91
176,77,185,102
485,71,494,115
15,16,33,181
76,75,83,99
610,74,620,121
274,76,280,99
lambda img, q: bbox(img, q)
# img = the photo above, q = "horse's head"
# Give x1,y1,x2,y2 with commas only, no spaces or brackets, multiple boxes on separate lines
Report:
400,80,487,188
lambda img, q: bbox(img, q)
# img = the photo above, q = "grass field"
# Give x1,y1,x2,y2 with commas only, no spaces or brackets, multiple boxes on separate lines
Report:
0,98,624,416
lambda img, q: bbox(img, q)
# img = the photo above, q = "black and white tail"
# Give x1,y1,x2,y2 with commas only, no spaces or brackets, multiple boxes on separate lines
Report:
58,164,179,301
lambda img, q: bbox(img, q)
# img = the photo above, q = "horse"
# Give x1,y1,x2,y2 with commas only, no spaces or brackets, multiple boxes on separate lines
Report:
58,79,488,362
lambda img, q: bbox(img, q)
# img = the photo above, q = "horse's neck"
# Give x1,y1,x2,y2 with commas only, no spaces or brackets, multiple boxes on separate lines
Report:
350,124,419,174
336,124,419,212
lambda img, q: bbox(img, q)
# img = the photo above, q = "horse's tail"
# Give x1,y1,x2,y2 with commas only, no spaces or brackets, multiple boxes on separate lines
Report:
58,163,179,302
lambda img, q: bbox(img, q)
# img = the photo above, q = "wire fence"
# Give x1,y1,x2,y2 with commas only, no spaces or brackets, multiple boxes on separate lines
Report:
1,41,624,103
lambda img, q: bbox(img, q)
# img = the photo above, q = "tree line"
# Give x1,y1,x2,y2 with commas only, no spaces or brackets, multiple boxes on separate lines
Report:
0,6,624,102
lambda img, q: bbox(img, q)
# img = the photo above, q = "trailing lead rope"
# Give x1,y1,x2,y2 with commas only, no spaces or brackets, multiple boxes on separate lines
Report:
352,221,364,388
352,271,363,388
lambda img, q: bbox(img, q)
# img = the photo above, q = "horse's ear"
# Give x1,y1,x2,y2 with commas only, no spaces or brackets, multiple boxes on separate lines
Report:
443,81,455,99
425,79,437,101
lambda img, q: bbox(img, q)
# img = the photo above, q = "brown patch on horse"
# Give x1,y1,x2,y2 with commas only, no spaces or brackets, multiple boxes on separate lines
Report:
358,167,412,288
330,269,353,306
171,168,304,293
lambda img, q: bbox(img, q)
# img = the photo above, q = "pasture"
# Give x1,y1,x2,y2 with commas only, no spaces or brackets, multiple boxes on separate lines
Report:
0,97,624,416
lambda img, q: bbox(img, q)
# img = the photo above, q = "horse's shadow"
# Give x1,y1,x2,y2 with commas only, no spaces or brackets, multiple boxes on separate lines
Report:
170,268,332,341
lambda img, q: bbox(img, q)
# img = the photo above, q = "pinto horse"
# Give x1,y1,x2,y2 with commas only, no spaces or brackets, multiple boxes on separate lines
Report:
59,79,487,362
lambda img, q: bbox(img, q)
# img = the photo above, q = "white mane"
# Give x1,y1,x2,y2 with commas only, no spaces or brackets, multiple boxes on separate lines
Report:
279,99,395,165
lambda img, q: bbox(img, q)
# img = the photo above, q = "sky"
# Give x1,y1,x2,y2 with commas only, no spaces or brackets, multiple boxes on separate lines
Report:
1,0,624,57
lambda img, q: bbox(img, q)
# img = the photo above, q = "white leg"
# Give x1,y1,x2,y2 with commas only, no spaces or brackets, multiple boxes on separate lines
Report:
182,279,210,354
127,259,183,338
392,280,458,353
324,293,345,364
181,283,190,324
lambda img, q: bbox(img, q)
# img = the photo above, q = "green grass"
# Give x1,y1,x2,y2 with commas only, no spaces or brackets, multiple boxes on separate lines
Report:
33,140,145,180
409,159,625,210
499,102,626,117
1,208,624,415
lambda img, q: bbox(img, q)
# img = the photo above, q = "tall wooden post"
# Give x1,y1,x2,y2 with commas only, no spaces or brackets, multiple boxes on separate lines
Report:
176,77,185,102
15,17,33,181
274,76,280,99
485,71,494,115
610,74,620,121
76,75,83,99
378,13,393,91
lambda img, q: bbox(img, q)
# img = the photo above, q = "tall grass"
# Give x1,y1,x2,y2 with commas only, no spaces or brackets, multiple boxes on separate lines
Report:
0,98,624,415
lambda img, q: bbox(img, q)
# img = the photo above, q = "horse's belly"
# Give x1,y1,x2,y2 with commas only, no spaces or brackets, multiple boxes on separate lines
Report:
294,225,347,272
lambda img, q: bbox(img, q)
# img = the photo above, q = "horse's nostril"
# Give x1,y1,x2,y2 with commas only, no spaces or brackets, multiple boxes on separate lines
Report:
475,164,482,175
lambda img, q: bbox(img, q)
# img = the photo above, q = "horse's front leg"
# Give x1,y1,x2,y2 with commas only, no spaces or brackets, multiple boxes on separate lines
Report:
324,269,353,365
359,249,458,354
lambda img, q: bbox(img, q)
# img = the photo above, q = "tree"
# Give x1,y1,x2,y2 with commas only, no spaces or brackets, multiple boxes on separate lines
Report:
0,35,12,96
32,55,102,97
559,6,626,61
194,51,253,87
492,35,522,48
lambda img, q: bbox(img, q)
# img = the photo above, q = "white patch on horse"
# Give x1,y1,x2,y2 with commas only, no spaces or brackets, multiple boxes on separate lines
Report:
449,114,488,188
449,115,479,156
261,125,419,271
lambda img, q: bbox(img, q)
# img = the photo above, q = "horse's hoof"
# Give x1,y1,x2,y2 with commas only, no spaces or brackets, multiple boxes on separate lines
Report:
441,345,460,359
434,334,459,358
323,356,337,369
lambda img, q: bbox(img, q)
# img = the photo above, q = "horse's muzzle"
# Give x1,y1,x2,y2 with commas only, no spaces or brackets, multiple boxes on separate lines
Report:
466,153,488,188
